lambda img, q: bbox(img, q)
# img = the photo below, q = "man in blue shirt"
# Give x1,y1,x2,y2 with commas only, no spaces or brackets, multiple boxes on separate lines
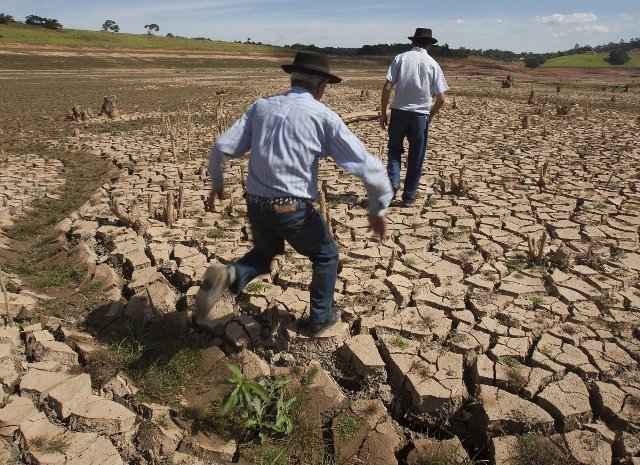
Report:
198,51,393,336
379,28,448,207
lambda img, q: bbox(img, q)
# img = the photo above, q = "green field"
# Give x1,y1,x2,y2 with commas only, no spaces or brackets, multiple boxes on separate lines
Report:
543,50,640,68
0,23,283,52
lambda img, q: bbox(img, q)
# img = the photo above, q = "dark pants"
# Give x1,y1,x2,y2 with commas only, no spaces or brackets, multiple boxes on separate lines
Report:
386,108,430,204
230,199,339,326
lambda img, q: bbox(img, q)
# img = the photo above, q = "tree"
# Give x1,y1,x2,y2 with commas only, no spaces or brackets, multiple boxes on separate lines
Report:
524,55,546,69
145,23,159,35
102,19,119,32
25,15,63,29
0,13,16,24
608,48,630,65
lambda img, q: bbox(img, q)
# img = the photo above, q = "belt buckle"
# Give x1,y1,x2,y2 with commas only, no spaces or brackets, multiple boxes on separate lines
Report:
273,204,297,214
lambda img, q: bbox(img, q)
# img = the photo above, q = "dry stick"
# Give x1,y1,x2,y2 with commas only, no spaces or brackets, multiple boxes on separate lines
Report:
187,104,192,160
165,190,175,227
386,248,397,276
170,131,177,161
147,194,154,219
177,184,185,220
0,267,14,327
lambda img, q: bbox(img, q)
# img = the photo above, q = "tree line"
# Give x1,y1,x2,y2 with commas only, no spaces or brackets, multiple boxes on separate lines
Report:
1,11,637,65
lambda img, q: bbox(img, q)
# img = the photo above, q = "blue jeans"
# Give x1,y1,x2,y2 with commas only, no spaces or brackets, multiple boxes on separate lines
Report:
386,109,430,203
230,199,339,327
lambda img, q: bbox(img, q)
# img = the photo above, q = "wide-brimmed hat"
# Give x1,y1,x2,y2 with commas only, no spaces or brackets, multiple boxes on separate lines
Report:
408,27,438,44
281,51,342,84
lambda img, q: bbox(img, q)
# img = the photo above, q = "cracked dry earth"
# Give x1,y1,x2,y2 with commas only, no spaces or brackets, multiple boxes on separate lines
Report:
1,68,640,465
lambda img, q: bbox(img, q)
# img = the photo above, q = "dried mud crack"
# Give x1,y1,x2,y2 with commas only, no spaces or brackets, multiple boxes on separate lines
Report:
0,61,639,465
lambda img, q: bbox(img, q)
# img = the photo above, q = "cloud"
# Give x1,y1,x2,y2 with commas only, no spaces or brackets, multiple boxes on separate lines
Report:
534,13,598,25
573,25,609,33
496,19,504,24
453,19,464,24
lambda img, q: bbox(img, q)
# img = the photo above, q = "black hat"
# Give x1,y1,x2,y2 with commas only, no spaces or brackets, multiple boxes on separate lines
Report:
281,51,342,84
408,27,438,45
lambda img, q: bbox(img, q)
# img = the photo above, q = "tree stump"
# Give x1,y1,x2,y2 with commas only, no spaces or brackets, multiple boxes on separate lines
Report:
527,90,535,104
501,75,514,88
99,95,119,119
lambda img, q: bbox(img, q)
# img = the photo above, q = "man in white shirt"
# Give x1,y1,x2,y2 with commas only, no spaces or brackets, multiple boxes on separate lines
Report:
198,51,393,335
379,28,448,207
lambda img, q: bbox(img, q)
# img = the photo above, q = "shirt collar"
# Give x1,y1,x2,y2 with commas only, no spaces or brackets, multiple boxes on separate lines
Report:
411,46,429,54
289,86,314,96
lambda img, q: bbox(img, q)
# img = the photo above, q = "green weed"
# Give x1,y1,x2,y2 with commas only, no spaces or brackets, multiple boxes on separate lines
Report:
389,336,410,350
29,434,70,454
220,364,296,443
335,415,361,440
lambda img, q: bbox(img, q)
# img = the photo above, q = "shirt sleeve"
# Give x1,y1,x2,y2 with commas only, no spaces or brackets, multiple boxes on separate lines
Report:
385,56,400,84
431,65,449,95
325,116,393,217
208,102,255,189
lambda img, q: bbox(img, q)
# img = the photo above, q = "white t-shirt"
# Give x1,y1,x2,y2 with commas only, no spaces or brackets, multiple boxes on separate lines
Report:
386,47,448,114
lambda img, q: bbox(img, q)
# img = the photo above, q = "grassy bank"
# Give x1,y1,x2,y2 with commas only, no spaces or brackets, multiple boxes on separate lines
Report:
543,50,640,68
0,22,284,53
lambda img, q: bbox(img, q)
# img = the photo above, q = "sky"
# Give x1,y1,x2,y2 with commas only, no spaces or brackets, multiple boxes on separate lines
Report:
3,0,639,53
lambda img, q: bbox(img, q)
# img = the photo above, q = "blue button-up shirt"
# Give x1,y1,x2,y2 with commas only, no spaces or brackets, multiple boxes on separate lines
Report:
209,86,392,216
387,47,448,114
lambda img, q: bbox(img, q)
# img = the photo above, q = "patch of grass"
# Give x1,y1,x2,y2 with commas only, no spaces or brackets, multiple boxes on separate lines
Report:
505,366,528,390
516,435,578,465
594,203,607,210
206,228,224,238
300,366,318,387
425,198,438,208
88,279,103,293
389,336,410,350
506,259,525,271
335,414,361,440
501,356,521,368
29,434,70,454
257,446,289,465
540,345,553,358
93,321,204,404
530,295,546,306
244,282,265,293
156,413,170,429
404,257,417,266
410,360,432,381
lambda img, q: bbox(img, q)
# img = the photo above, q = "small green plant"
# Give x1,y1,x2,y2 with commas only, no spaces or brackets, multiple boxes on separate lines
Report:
221,364,296,443
404,257,417,266
530,295,546,306
257,446,289,465
540,345,553,358
195,218,207,227
501,356,521,368
594,203,606,210
156,413,170,429
88,279,103,293
425,198,438,208
245,282,265,293
506,259,525,271
335,414,361,440
389,336,409,350
505,366,528,390
410,360,431,381
206,228,223,238
30,434,70,454
300,366,318,387
516,434,577,465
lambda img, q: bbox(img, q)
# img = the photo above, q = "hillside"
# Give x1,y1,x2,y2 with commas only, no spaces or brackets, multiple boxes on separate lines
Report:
543,50,640,69
0,22,282,53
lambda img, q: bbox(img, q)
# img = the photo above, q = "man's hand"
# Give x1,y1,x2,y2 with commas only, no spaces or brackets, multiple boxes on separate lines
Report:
379,113,388,130
368,215,388,241
207,188,224,212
